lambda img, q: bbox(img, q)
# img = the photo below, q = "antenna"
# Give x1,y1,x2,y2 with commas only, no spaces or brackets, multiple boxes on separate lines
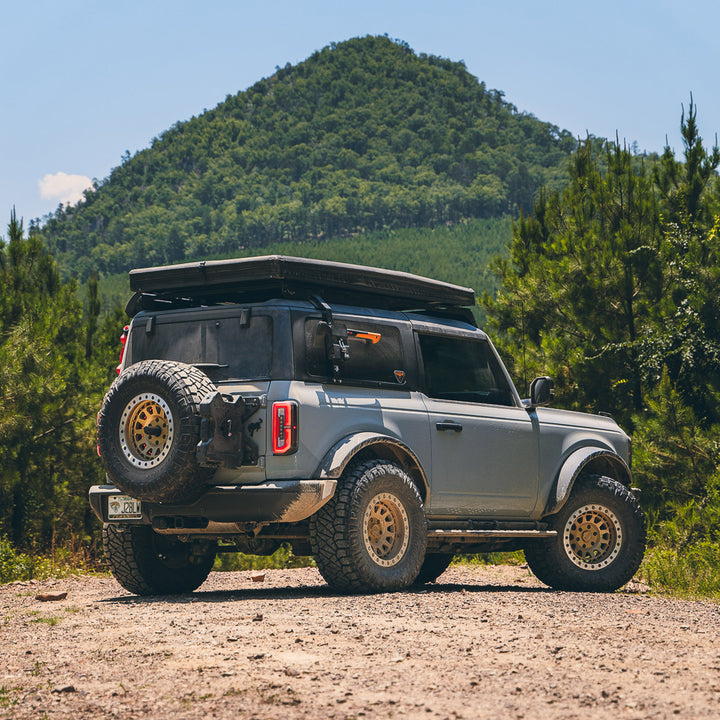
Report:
521,302,528,395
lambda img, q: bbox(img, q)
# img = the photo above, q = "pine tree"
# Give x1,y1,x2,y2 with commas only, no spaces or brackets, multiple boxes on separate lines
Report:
653,97,720,229
0,210,115,552
484,107,720,552
641,102,720,420
484,137,663,424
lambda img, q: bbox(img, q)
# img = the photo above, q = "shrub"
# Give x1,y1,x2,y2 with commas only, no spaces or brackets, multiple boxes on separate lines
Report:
213,543,314,572
0,536,50,583
641,540,720,599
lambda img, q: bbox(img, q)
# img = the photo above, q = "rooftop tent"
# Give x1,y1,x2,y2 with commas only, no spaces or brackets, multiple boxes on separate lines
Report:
126,255,477,317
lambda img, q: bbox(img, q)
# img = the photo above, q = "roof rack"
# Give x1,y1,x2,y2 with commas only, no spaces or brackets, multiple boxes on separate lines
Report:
126,255,476,317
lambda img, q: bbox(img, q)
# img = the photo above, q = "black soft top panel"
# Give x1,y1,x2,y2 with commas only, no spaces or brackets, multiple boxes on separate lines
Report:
127,255,476,314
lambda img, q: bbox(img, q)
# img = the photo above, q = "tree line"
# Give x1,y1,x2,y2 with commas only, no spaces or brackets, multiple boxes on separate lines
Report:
0,210,124,557
484,101,720,584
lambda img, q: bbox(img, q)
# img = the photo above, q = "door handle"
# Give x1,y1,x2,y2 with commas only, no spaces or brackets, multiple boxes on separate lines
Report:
436,421,463,433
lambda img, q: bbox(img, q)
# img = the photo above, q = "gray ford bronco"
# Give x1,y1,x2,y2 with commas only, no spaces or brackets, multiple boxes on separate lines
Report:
90,255,645,596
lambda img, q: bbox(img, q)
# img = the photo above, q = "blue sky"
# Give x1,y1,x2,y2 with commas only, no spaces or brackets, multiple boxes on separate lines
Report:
2,0,718,225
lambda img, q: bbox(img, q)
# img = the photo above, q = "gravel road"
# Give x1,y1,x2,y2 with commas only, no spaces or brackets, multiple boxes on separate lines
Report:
1,565,719,719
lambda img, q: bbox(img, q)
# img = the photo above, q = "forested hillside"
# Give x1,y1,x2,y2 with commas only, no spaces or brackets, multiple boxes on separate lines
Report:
41,35,575,280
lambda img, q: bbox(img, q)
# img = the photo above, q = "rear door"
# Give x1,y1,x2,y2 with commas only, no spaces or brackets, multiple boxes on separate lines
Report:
287,312,432,478
417,330,540,518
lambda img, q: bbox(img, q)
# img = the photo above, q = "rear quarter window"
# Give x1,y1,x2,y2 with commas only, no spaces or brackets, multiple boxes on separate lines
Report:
305,319,406,387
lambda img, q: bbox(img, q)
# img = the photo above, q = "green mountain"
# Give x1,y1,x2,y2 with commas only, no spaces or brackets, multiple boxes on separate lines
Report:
42,35,576,280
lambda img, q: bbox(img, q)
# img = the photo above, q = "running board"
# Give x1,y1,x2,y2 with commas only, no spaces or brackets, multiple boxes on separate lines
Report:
428,529,557,539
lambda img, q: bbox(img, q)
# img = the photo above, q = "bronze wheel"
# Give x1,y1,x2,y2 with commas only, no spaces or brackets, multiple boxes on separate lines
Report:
524,475,646,592
362,492,410,568
309,460,427,593
119,393,174,468
97,360,216,503
563,503,622,570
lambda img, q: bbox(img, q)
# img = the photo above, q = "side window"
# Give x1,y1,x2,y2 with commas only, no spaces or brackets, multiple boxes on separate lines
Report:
418,334,515,406
305,319,406,386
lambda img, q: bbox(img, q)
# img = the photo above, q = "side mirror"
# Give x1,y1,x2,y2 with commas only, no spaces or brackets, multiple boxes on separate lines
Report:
529,376,554,408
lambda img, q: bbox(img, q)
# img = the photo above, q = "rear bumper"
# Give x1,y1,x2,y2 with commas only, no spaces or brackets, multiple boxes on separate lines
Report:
89,479,337,531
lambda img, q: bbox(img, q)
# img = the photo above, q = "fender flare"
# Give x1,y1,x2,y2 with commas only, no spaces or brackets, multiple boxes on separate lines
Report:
316,432,429,499
546,446,632,516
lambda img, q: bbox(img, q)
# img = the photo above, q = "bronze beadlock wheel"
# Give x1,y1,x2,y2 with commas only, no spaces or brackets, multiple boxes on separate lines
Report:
523,475,646,592
362,491,410,568
119,393,174,468
563,503,622,570
309,459,427,593
97,360,216,504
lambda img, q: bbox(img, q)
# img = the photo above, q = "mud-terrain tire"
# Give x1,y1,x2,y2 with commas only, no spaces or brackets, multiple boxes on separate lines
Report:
524,475,646,592
309,460,427,593
97,360,216,503
414,553,454,585
103,524,216,596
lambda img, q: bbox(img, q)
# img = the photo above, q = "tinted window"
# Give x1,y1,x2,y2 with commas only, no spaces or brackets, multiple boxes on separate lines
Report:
128,313,273,380
418,334,515,406
305,319,405,386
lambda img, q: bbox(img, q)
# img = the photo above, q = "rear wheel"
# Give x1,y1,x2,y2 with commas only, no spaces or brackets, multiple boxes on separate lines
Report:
414,553,454,585
103,524,216,596
310,460,427,593
524,475,645,592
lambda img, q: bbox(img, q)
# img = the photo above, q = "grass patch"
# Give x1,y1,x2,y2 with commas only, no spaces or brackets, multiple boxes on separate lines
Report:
0,535,100,585
28,660,45,676
28,615,60,626
214,543,314,572
0,538,51,584
639,541,720,600
452,551,526,566
212,547,527,574
0,685,20,709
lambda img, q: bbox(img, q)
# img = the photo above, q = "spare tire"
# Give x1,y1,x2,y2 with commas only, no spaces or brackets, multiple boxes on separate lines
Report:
97,360,216,503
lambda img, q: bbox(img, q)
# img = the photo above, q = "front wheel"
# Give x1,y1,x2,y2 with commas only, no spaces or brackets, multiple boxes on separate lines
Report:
103,524,216,596
524,475,646,592
309,460,427,593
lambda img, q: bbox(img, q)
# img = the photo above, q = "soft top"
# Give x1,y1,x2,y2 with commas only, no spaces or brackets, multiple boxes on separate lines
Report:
126,255,476,316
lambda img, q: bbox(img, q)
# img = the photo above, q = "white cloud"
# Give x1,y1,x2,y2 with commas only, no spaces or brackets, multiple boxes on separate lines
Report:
38,172,93,206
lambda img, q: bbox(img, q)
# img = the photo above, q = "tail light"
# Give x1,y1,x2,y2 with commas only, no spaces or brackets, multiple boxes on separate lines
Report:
272,401,298,455
116,325,130,375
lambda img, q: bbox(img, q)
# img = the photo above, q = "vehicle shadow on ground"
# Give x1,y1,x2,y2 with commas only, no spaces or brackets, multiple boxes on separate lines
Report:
100,580,555,605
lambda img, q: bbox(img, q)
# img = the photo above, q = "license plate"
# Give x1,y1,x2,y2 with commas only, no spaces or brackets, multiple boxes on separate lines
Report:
107,495,142,520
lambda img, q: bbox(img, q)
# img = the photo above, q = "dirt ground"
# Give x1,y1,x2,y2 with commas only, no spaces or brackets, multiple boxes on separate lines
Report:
1,565,719,720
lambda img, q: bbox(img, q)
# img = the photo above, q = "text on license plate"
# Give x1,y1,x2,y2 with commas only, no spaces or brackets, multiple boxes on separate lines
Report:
108,495,142,519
